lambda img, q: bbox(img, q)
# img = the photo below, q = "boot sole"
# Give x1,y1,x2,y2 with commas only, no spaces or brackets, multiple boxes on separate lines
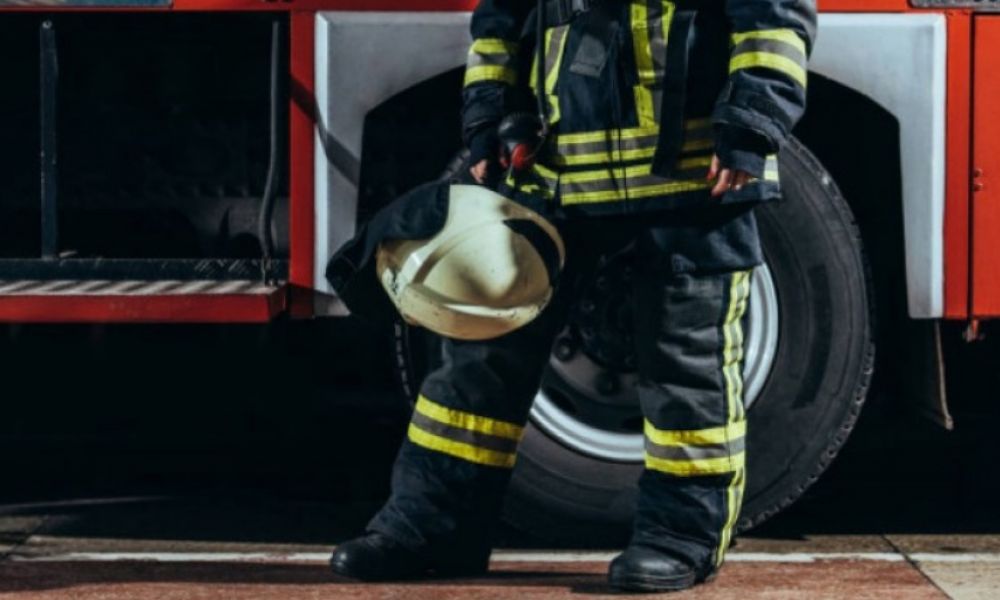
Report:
329,554,487,582
329,555,430,582
608,571,698,593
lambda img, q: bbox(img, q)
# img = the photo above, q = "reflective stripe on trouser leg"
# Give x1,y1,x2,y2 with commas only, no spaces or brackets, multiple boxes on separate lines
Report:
716,270,751,566
365,291,569,564
630,268,752,570
407,395,524,469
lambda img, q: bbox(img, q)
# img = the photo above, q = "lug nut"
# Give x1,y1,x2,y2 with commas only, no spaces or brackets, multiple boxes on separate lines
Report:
580,299,597,314
554,338,577,361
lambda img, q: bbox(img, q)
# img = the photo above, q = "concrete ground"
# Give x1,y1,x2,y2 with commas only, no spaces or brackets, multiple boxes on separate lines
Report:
1,499,999,599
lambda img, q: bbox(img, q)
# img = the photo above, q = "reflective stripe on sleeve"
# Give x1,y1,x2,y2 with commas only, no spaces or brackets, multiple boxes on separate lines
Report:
464,38,519,87
406,395,524,468
763,154,780,182
729,28,808,88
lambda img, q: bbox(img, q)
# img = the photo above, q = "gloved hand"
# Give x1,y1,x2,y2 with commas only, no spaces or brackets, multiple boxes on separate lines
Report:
708,125,773,197
468,127,501,185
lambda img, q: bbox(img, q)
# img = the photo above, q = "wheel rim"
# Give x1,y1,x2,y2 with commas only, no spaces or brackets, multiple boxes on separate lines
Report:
530,263,780,463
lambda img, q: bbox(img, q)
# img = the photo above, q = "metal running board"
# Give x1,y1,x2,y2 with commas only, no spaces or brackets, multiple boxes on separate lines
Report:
0,280,277,296
0,280,287,323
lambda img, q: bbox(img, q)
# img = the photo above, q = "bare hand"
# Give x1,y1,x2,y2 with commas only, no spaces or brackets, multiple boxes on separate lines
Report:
707,155,753,198
469,159,490,184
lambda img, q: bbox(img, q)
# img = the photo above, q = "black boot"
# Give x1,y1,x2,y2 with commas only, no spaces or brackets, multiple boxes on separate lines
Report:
329,533,433,581
329,533,490,582
608,545,714,593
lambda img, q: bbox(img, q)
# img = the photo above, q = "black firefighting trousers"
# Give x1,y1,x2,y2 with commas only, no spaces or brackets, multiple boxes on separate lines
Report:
367,205,761,573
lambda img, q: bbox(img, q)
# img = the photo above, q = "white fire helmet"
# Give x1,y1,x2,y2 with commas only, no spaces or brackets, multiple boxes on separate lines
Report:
376,185,565,341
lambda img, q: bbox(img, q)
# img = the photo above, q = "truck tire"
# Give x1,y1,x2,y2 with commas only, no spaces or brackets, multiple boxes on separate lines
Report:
393,136,874,544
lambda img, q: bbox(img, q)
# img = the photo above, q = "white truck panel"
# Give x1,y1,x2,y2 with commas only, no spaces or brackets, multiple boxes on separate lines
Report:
810,13,947,319
315,11,947,319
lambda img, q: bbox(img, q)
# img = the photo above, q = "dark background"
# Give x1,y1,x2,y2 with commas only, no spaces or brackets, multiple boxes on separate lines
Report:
1,318,998,546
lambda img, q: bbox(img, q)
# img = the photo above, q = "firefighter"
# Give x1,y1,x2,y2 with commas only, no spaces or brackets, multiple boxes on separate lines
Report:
329,0,815,592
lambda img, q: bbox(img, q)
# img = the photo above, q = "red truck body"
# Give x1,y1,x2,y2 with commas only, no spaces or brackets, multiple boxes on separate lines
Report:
1,0,997,323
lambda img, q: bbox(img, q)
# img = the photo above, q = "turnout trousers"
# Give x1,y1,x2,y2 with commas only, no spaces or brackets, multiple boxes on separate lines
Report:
367,204,761,573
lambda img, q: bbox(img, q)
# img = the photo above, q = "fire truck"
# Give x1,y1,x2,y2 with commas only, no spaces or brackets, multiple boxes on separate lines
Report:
0,0,991,543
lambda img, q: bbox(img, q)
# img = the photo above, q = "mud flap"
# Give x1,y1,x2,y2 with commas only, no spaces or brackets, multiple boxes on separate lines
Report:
904,320,953,430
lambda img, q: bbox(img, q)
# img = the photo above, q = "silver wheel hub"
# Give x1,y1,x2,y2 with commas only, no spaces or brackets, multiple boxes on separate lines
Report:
530,263,780,463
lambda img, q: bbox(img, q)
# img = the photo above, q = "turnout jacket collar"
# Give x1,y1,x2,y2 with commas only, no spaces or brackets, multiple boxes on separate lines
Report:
461,0,816,216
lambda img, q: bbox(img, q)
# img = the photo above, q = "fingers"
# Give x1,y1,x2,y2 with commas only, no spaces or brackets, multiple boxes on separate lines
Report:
711,168,733,198
469,160,489,184
707,155,721,182
709,157,754,197
733,171,751,191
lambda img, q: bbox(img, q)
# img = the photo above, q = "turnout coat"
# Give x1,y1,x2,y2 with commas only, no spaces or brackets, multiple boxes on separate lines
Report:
326,0,816,318
463,0,817,215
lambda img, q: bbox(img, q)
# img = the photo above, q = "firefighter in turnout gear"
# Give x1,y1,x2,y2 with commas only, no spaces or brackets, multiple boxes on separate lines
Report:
329,0,815,592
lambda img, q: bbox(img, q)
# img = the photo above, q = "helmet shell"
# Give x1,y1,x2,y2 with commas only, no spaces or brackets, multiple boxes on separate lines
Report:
376,185,565,341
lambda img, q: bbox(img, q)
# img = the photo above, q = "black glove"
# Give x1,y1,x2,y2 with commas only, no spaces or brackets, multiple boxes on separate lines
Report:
468,127,501,166
714,125,773,178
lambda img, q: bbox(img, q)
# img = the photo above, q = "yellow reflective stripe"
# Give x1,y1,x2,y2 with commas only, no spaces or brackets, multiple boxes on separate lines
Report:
547,27,569,125
643,420,747,447
631,1,674,126
631,1,654,85
557,120,710,147
634,85,657,128
464,65,517,87
762,154,780,182
631,2,654,126
731,28,806,55
645,451,746,476
561,180,711,204
714,273,753,564
415,395,524,441
558,126,660,145
730,52,807,88
722,271,751,423
530,26,570,125
466,38,518,87
717,468,746,565
408,423,517,468
553,138,711,167
554,146,657,167
533,162,559,181
545,28,569,95
676,156,713,170
556,156,710,185
560,163,649,184
630,2,653,127
470,38,519,55
683,139,715,152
